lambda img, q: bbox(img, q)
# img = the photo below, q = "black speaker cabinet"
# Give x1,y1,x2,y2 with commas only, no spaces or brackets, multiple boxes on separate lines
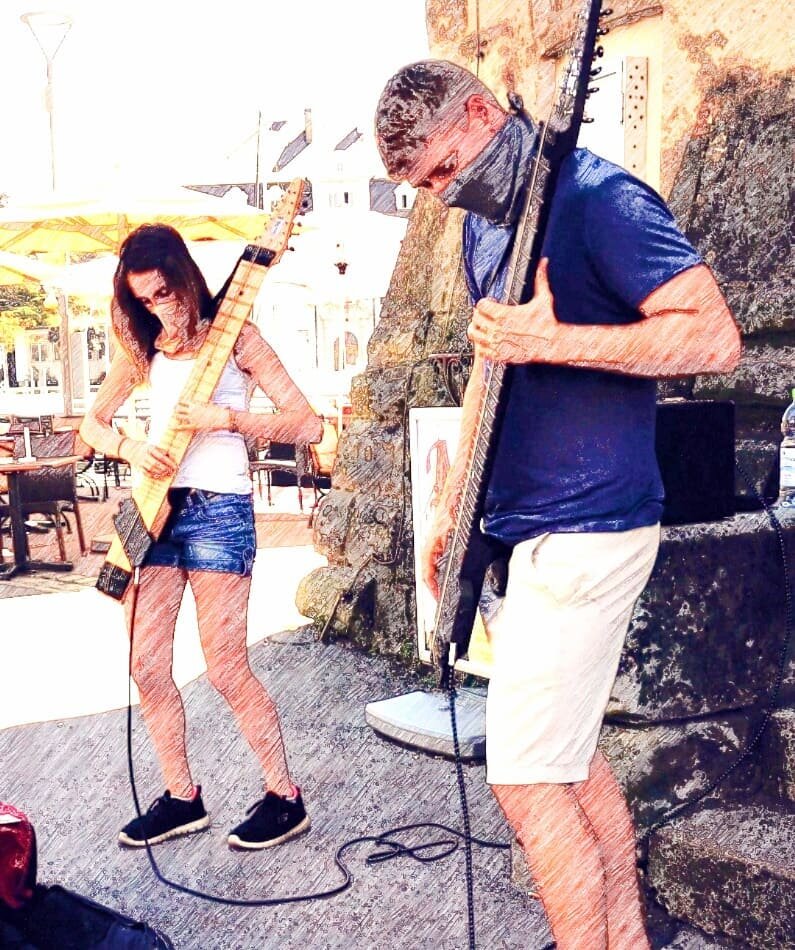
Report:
655,399,735,526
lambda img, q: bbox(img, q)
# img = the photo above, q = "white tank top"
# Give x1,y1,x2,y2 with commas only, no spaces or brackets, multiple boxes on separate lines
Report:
143,351,252,494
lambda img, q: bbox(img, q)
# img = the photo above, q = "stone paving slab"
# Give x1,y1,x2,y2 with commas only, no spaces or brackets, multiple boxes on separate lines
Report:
0,627,744,950
1,631,550,950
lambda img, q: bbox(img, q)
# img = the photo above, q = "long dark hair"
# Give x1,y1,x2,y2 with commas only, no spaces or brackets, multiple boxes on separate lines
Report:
111,224,215,373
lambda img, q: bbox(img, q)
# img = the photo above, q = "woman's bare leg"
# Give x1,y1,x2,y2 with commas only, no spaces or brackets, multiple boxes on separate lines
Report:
492,781,608,950
125,565,193,797
190,570,293,796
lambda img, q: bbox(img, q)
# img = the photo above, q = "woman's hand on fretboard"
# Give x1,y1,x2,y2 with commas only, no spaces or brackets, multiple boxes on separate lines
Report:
122,439,177,480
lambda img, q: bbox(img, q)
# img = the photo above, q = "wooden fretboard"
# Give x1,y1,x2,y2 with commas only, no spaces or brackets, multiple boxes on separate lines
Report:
430,0,607,675
97,181,305,599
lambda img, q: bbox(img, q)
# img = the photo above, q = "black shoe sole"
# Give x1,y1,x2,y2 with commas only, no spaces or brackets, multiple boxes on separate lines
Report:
118,814,211,847
227,815,311,850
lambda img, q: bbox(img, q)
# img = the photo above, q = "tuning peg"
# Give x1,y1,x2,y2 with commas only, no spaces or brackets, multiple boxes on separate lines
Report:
582,116,595,124
595,45,605,57
600,7,613,15
587,85,600,94
507,91,524,113
597,26,610,35
288,246,296,252
590,66,603,77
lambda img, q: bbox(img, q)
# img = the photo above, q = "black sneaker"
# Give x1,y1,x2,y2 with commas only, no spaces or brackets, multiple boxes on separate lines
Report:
227,789,311,850
118,788,210,847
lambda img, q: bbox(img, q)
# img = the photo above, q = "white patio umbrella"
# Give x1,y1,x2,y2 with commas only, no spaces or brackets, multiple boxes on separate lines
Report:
0,187,270,258
0,250,58,289
0,187,272,412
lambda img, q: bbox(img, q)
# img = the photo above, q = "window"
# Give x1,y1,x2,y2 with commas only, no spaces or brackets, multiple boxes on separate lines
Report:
332,331,359,371
30,341,52,362
345,331,358,365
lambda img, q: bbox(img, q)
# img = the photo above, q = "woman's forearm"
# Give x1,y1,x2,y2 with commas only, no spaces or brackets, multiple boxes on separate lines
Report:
229,406,322,445
79,355,141,458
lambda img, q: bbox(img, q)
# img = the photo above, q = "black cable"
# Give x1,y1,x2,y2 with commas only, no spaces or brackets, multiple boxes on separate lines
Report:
124,568,509,917
449,680,478,950
639,459,793,843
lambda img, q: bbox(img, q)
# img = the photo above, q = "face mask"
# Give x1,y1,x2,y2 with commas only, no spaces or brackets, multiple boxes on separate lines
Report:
153,298,200,354
440,114,537,225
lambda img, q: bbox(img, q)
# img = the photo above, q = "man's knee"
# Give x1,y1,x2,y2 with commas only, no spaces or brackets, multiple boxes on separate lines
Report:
491,781,568,828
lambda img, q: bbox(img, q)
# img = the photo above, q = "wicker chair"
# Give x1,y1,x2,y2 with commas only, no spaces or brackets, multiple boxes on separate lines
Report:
0,430,87,562
248,440,312,512
307,421,338,526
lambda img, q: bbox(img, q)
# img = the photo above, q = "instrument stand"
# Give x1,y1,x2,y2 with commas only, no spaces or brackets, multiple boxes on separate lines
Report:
365,687,487,761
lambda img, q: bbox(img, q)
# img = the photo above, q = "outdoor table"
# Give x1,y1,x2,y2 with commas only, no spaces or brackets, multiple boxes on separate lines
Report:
0,455,83,580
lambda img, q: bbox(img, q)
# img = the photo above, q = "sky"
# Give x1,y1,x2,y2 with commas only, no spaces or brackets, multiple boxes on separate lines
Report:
0,0,430,198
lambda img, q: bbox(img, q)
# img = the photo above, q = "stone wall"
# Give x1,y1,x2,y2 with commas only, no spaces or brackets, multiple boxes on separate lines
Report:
296,0,794,656
297,191,472,652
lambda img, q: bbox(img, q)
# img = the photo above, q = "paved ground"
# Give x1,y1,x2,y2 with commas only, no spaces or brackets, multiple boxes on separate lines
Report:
0,627,739,950
0,483,741,948
2,631,553,950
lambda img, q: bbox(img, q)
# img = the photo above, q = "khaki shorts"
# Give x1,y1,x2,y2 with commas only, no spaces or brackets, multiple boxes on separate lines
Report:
485,523,660,786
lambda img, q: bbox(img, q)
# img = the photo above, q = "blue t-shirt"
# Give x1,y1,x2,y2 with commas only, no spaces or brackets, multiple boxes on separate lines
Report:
463,149,702,544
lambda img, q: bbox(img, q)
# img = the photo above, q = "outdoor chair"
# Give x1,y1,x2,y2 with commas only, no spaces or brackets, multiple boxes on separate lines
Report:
85,451,123,501
0,430,88,563
7,414,54,437
0,449,8,565
307,420,338,526
248,440,312,512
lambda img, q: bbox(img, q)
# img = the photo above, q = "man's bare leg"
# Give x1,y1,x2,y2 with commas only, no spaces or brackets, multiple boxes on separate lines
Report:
492,782,608,949
572,751,650,950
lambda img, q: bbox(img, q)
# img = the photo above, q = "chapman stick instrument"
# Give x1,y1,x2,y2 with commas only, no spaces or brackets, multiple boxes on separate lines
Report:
431,0,609,682
96,179,306,600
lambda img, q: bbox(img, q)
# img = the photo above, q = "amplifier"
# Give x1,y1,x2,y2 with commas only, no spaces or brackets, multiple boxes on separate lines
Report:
655,399,735,526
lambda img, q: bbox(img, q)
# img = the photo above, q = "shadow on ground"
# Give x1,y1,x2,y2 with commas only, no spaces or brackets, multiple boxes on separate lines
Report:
1,630,549,950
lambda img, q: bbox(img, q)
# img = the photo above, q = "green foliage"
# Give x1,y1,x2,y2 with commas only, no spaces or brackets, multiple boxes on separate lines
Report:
0,285,52,349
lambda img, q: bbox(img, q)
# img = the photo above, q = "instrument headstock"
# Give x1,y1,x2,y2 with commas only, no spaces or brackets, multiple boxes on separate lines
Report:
549,0,609,147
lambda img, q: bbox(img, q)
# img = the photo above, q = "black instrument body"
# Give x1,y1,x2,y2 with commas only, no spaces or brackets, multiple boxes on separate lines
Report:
431,0,608,681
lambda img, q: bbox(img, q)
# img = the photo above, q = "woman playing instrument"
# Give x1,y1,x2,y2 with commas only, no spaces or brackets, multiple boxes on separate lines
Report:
80,224,322,850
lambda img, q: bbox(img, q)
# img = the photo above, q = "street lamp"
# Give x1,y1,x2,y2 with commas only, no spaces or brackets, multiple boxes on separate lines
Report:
21,11,73,192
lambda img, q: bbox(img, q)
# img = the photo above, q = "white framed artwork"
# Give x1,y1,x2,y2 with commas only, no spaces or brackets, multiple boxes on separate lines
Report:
408,406,495,679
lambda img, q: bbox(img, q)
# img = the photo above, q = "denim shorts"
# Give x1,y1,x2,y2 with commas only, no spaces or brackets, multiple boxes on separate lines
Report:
144,488,256,576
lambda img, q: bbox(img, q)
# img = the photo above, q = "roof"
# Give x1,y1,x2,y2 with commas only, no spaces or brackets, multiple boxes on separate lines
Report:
274,131,310,173
335,128,363,151
370,179,412,218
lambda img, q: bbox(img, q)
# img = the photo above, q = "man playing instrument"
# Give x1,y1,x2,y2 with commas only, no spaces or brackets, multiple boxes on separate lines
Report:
81,224,321,851
375,60,740,949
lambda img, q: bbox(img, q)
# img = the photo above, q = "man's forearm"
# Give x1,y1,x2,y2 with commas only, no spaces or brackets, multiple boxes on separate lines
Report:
472,263,742,378
559,265,741,378
553,311,740,378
